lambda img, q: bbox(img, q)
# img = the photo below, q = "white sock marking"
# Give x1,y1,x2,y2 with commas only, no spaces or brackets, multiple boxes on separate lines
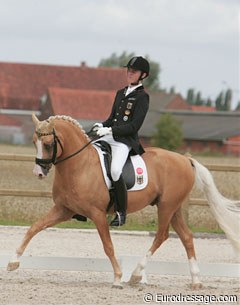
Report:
189,257,201,284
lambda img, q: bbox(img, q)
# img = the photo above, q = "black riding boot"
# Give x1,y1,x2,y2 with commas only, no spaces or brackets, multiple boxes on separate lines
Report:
72,214,87,222
110,175,127,226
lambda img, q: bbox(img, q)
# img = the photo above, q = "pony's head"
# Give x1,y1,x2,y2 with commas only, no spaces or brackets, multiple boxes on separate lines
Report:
32,113,62,178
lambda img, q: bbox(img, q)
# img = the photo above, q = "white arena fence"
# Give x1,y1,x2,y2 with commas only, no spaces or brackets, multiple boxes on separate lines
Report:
1,255,239,281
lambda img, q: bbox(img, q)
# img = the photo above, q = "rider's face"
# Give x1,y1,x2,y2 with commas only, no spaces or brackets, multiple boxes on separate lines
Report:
126,68,142,85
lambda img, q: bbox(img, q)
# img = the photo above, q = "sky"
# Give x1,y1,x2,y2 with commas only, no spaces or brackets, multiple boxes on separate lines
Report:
0,0,239,108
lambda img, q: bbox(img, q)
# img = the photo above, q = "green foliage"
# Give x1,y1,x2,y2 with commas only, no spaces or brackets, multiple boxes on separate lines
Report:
186,88,195,105
215,89,232,111
215,91,224,110
98,51,161,91
151,113,183,151
195,91,203,105
0,218,224,233
206,98,212,107
144,54,161,91
215,90,232,111
186,88,213,107
186,88,234,110
224,89,232,110
98,51,135,67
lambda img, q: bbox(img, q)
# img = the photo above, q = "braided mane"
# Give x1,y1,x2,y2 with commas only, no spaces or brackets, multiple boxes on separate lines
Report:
48,115,89,139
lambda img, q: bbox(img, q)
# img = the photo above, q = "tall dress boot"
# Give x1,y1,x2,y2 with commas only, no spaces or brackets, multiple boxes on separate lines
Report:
110,175,127,226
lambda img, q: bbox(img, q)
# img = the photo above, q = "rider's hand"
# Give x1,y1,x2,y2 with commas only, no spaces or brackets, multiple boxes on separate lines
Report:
97,127,112,137
92,122,103,131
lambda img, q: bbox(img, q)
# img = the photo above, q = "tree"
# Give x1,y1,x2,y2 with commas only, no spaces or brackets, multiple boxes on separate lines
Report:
98,51,135,68
195,91,203,105
215,91,224,110
151,113,183,151
215,89,232,111
224,89,232,111
205,98,212,107
169,86,175,94
98,51,161,91
186,88,195,105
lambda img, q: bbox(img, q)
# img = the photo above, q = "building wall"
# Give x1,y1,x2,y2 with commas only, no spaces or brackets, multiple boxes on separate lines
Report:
222,135,240,156
140,136,240,156
182,140,223,154
0,126,25,144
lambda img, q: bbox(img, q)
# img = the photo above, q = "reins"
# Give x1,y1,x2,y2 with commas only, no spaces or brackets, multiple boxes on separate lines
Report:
54,136,96,165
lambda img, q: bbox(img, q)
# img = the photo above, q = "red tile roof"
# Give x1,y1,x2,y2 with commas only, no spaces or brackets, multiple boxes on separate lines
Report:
150,92,189,110
167,95,191,110
0,62,126,110
47,87,116,120
190,106,216,112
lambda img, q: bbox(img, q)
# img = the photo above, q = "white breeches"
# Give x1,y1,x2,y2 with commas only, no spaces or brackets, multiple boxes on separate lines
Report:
100,134,131,181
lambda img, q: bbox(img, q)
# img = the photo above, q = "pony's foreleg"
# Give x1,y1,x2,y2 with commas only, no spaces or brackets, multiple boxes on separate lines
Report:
93,213,123,289
7,205,73,271
171,209,202,289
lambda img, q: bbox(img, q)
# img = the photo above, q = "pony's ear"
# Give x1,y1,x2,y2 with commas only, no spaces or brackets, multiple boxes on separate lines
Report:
32,113,39,126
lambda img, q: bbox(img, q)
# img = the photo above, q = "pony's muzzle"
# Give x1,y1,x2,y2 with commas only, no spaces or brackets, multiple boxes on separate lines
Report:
33,164,47,178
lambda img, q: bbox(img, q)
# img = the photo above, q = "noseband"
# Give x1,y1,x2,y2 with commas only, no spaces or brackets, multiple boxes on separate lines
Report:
35,128,96,172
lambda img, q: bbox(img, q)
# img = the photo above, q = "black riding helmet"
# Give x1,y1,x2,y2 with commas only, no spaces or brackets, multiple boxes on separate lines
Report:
124,56,150,80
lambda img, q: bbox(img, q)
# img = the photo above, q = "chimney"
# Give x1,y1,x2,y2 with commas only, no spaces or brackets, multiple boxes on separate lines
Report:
80,61,87,68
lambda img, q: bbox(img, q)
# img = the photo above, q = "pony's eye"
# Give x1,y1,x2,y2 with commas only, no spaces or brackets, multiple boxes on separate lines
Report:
44,143,53,151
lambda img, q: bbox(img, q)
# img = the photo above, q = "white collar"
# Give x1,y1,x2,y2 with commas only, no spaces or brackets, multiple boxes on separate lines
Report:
125,83,142,96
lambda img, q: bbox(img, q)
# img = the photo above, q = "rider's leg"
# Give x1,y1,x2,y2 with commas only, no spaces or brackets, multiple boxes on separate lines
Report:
110,140,130,226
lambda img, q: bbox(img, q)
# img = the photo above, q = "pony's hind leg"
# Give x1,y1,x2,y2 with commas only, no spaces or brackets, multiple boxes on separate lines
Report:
7,205,73,271
129,208,171,285
171,208,202,289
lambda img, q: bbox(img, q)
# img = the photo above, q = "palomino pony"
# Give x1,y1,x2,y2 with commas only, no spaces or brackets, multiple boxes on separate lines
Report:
7,114,240,288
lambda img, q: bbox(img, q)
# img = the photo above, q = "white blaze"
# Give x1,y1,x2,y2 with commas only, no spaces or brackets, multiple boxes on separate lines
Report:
33,139,45,177
36,139,43,158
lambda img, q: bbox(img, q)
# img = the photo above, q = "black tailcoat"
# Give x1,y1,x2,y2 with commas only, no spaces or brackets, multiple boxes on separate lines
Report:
102,85,149,155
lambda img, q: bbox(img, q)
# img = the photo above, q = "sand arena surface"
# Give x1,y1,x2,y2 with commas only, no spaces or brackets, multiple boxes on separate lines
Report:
0,226,239,305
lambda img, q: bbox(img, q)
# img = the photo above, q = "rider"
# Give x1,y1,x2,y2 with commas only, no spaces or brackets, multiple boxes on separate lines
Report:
94,56,150,226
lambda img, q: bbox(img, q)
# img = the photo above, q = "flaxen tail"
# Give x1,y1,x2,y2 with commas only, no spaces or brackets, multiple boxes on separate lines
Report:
190,158,240,258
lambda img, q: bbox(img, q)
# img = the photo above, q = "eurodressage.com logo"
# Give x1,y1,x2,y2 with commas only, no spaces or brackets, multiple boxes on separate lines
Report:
143,292,238,304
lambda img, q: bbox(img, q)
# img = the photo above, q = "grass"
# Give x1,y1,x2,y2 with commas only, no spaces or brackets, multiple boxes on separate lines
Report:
0,218,224,234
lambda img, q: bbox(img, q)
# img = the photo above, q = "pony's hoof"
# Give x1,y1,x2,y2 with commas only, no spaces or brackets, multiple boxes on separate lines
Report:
7,261,20,271
129,274,142,285
191,283,203,289
112,283,123,289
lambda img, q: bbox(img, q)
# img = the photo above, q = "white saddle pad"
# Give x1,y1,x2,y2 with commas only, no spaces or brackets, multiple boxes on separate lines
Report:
93,144,148,191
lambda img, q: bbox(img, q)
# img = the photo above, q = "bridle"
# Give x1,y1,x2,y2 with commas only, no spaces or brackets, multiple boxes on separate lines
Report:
35,128,96,172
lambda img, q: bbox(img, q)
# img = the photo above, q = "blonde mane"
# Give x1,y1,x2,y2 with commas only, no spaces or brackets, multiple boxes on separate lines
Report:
48,115,89,139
